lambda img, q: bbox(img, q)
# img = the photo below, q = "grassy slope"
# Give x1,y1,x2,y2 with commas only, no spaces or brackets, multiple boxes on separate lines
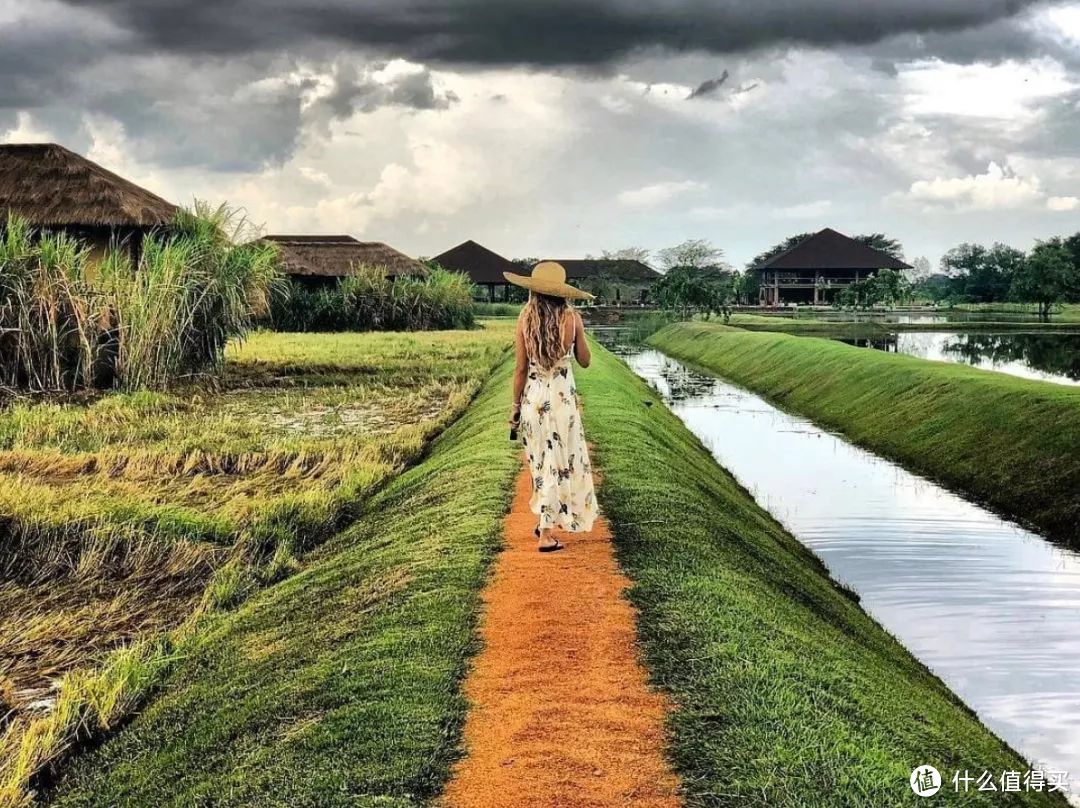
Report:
47,360,519,808
651,322,1080,547
950,303,1080,322
578,345,1066,807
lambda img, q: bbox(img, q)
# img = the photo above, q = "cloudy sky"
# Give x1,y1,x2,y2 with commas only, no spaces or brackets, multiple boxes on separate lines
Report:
4,0,1080,268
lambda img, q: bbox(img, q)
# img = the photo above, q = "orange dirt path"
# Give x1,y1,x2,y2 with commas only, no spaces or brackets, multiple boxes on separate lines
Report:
441,467,682,808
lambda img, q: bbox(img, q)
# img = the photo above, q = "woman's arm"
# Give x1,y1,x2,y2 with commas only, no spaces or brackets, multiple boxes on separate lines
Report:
510,315,529,425
572,309,591,368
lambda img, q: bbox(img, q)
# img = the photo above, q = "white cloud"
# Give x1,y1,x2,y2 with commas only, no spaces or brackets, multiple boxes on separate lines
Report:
617,180,706,208
908,161,1044,210
297,166,333,188
898,57,1076,122
1047,195,1080,211
1,111,55,143
775,200,833,219
1036,6,1080,46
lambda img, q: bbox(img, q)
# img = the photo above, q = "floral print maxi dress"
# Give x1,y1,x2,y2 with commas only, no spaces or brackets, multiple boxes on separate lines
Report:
520,351,598,532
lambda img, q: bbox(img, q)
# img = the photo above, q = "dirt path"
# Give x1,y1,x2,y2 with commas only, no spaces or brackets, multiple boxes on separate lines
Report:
442,468,681,808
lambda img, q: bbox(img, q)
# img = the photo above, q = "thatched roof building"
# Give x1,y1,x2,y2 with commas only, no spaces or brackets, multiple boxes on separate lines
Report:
263,235,427,285
0,143,177,232
432,240,519,301
754,228,911,306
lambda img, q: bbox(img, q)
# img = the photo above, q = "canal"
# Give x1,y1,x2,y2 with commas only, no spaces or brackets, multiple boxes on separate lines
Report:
836,331,1080,386
602,333,1080,799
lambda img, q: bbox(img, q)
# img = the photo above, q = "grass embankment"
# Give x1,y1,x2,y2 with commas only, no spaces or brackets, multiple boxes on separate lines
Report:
578,344,1067,806
730,313,1080,335
45,357,520,808
950,303,1080,322
0,325,511,806
651,322,1080,546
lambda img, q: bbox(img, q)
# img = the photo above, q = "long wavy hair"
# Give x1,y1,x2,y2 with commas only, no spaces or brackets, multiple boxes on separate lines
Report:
521,292,570,370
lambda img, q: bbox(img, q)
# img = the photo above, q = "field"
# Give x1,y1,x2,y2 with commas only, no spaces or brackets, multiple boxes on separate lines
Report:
47,356,520,807
0,324,512,806
651,321,1080,547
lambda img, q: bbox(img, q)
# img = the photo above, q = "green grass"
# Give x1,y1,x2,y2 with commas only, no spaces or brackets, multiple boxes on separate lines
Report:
473,301,521,317
35,336,1070,807
44,358,521,807
578,343,1067,806
650,322,1080,547
0,325,513,806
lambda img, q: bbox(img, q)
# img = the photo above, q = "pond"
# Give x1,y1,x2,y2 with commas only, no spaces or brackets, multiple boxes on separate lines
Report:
835,331,1080,386
605,335,1080,801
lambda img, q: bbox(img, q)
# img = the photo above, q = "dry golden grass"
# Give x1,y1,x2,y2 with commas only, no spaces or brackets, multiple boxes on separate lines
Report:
0,323,513,807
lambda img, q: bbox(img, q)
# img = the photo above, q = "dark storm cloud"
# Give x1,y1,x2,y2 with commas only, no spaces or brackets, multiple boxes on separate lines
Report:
317,64,459,119
67,0,1053,66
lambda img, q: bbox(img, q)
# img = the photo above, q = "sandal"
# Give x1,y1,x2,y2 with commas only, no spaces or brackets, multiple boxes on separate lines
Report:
535,524,564,552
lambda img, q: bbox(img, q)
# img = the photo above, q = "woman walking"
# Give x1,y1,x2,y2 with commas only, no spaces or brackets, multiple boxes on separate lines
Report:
505,262,598,552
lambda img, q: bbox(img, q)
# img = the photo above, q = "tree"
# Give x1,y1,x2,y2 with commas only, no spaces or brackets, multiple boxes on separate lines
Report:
1062,233,1080,303
914,274,953,303
908,256,932,282
869,268,913,307
747,232,813,270
596,246,652,263
940,242,1024,302
653,266,735,320
732,270,759,305
657,239,728,271
835,268,912,309
854,233,905,262
1011,239,1073,319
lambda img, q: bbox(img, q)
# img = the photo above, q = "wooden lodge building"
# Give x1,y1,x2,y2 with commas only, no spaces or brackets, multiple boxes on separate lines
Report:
433,240,519,301
0,143,178,258
263,235,427,288
755,228,910,306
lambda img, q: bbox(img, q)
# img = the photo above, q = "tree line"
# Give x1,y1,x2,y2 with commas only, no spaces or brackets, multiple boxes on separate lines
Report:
580,230,1080,319
926,236,1080,318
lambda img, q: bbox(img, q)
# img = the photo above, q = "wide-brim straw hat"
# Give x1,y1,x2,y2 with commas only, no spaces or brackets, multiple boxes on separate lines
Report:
503,261,594,301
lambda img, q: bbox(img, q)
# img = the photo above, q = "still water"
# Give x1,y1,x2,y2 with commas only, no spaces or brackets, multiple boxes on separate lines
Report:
618,342,1080,797
838,331,1080,386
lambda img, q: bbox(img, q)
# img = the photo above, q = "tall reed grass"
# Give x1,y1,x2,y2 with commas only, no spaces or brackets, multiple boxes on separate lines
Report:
272,266,475,332
0,203,283,393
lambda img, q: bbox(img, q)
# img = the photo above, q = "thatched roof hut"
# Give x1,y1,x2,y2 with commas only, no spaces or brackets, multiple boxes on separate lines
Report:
0,143,177,230
753,228,910,273
263,235,427,285
754,228,911,306
432,239,519,301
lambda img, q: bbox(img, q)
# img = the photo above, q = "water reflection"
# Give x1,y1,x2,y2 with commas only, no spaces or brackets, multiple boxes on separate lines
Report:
621,344,1080,798
837,331,1080,386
